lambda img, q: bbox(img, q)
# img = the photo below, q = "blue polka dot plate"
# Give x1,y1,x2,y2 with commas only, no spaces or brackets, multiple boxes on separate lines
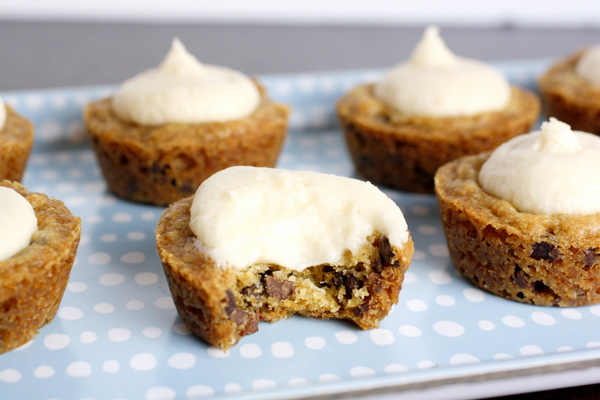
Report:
2,60,600,400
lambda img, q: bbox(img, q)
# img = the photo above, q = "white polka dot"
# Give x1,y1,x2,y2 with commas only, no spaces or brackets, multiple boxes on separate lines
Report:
173,323,191,335
113,212,133,223
531,311,556,326
108,328,131,342
94,303,115,314
558,346,574,352
79,234,91,246
100,233,117,243
146,387,176,400
435,295,455,306
417,360,436,369
87,215,103,224
14,340,33,351
335,330,357,344
38,120,62,141
67,282,88,292
99,273,125,286
398,325,422,337
520,345,544,356
417,225,438,235
587,341,600,348
224,383,242,394
350,366,376,378
66,361,92,377
240,343,262,358
207,347,229,358
449,353,480,365
80,331,97,344
99,196,117,207
319,374,340,383
411,205,430,216
429,270,452,284
0,369,21,383
385,364,409,374
271,341,294,358
143,327,162,339
130,353,158,371
429,244,449,257
156,297,175,310
502,315,526,328
370,329,395,345
494,353,514,360
126,300,145,311
167,353,196,369
127,231,147,241
121,252,146,264
43,333,70,350
590,306,600,316
289,377,308,387
141,211,156,220
463,288,485,302
88,252,111,265
403,271,417,284
406,299,428,312
34,365,55,379
561,309,582,320
478,320,496,331
252,379,277,391
135,272,159,286
412,250,426,260
433,321,465,337
103,360,120,373
187,385,215,398
305,336,326,350
58,306,83,320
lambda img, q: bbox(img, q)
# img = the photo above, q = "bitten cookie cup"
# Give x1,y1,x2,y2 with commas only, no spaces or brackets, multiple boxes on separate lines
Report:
337,85,540,194
538,50,600,135
435,153,600,307
84,84,290,206
0,181,81,353
0,105,34,182
156,196,414,350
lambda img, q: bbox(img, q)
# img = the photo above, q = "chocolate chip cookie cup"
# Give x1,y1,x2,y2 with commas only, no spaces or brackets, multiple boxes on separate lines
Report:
538,48,600,135
435,152,600,307
156,167,414,350
0,181,81,353
0,104,34,182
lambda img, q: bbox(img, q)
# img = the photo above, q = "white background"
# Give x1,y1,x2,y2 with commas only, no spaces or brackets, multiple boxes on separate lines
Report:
0,0,599,27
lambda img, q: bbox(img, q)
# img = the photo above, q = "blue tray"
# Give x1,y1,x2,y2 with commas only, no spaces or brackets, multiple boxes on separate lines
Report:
2,59,600,400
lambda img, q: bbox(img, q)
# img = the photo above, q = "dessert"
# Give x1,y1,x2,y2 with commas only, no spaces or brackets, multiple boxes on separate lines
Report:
156,166,414,349
538,45,600,135
0,96,34,182
337,26,540,194
435,118,600,306
0,181,81,353
84,39,290,206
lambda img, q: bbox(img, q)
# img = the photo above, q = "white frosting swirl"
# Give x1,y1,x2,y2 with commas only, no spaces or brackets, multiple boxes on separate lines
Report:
479,118,600,215
576,45,600,86
189,166,410,271
374,26,511,117
0,97,6,130
112,38,260,126
0,187,37,261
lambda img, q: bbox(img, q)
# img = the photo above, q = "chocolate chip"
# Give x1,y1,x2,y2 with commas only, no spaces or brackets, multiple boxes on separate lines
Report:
584,248,599,269
224,290,237,314
241,284,263,299
379,236,398,267
512,266,531,289
263,276,294,300
333,271,344,288
343,273,359,299
228,308,249,325
353,303,369,317
530,242,559,262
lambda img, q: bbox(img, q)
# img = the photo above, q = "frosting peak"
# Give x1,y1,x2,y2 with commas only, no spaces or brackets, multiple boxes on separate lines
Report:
0,187,37,261
479,118,600,215
112,39,260,126
374,26,510,117
576,45,600,87
0,96,6,130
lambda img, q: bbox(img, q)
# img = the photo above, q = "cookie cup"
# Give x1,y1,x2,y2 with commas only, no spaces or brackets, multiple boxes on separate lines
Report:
0,105,34,182
0,181,81,353
435,152,600,307
84,84,290,206
156,195,413,350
